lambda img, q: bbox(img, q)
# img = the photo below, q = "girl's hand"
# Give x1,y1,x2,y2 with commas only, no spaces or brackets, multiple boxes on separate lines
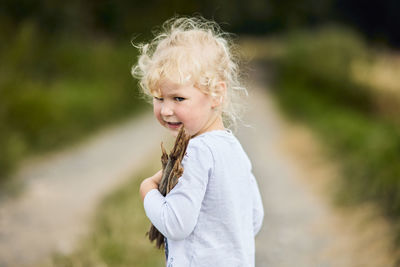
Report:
139,169,163,201
150,169,163,185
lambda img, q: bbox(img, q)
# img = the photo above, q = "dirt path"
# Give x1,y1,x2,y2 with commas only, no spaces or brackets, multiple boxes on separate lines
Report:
0,112,169,267
0,85,398,267
237,87,398,266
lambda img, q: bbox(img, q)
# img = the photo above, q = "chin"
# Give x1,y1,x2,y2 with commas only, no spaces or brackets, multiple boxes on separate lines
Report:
170,130,179,137
168,127,192,138
165,127,180,137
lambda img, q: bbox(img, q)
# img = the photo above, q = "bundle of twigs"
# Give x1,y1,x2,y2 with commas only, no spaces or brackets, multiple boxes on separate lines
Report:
147,127,191,248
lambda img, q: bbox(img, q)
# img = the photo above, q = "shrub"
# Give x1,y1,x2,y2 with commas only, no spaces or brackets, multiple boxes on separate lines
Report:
273,26,400,232
0,22,145,183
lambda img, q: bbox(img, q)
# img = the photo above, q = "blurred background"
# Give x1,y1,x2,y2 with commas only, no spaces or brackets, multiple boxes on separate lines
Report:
1,0,400,266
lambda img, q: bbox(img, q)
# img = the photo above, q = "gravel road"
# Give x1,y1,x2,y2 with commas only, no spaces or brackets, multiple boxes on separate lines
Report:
0,112,168,267
0,86,397,267
237,87,397,267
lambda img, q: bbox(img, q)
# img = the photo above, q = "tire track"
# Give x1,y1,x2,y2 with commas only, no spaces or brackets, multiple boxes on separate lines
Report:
237,87,397,267
0,112,168,267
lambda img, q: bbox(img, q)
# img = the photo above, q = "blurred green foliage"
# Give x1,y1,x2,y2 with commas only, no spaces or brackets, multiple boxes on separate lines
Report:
0,21,146,183
272,27,400,233
44,164,164,267
2,0,399,47
277,27,374,112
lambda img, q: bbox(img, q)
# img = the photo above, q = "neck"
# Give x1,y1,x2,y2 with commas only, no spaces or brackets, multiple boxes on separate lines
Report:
193,113,225,138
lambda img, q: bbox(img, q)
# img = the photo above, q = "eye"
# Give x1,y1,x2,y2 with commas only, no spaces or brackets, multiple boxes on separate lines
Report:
174,97,185,102
154,96,163,101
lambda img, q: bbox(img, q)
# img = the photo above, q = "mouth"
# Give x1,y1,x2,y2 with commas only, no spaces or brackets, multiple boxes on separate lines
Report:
164,121,183,129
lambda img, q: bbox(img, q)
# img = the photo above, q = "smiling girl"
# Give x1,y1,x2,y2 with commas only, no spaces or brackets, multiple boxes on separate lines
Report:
132,16,264,267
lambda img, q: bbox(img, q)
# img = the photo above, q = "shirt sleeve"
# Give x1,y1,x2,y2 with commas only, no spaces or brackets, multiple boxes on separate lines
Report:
143,138,212,241
250,172,264,236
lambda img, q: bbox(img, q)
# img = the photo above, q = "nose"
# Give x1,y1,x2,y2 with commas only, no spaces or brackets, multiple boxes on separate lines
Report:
160,102,173,117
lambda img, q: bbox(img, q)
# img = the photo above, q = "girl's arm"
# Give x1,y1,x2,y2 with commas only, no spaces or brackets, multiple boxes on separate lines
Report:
140,170,162,201
143,139,211,241
250,172,264,236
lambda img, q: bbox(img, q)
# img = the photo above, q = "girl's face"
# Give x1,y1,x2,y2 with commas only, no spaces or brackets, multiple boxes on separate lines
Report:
152,78,224,137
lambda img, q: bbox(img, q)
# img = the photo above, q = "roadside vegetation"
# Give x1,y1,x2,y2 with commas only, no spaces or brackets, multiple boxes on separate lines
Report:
259,27,400,241
43,163,165,267
0,22,146,184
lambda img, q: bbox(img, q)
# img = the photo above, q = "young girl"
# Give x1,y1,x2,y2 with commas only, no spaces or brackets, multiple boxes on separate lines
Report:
132,16,264,267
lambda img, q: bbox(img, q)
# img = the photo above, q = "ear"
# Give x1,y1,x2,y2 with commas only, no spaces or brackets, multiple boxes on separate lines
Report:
211,81,227,109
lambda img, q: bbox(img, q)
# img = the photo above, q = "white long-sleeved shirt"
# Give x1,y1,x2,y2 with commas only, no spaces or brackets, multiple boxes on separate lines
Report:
144,129,264,267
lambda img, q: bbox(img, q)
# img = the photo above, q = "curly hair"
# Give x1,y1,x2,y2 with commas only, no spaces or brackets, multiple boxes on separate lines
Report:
131,15,247,130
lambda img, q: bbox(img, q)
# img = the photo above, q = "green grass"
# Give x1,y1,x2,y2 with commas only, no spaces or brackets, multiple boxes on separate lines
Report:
0,22,146,184
271,26,400,241
43,163,165,267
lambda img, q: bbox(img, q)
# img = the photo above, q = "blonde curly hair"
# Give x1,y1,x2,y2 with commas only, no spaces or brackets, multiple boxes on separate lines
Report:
131,15,247,130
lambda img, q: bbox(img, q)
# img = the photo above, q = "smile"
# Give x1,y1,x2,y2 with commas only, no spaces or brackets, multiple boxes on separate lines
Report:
165,121,183,129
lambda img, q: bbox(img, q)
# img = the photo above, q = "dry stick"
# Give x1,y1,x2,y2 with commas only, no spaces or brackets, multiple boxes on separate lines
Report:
147,127,191,248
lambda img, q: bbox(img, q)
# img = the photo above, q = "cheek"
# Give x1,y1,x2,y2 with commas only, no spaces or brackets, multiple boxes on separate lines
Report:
181,103,208,124
153,103,162,121
174,105,191,122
